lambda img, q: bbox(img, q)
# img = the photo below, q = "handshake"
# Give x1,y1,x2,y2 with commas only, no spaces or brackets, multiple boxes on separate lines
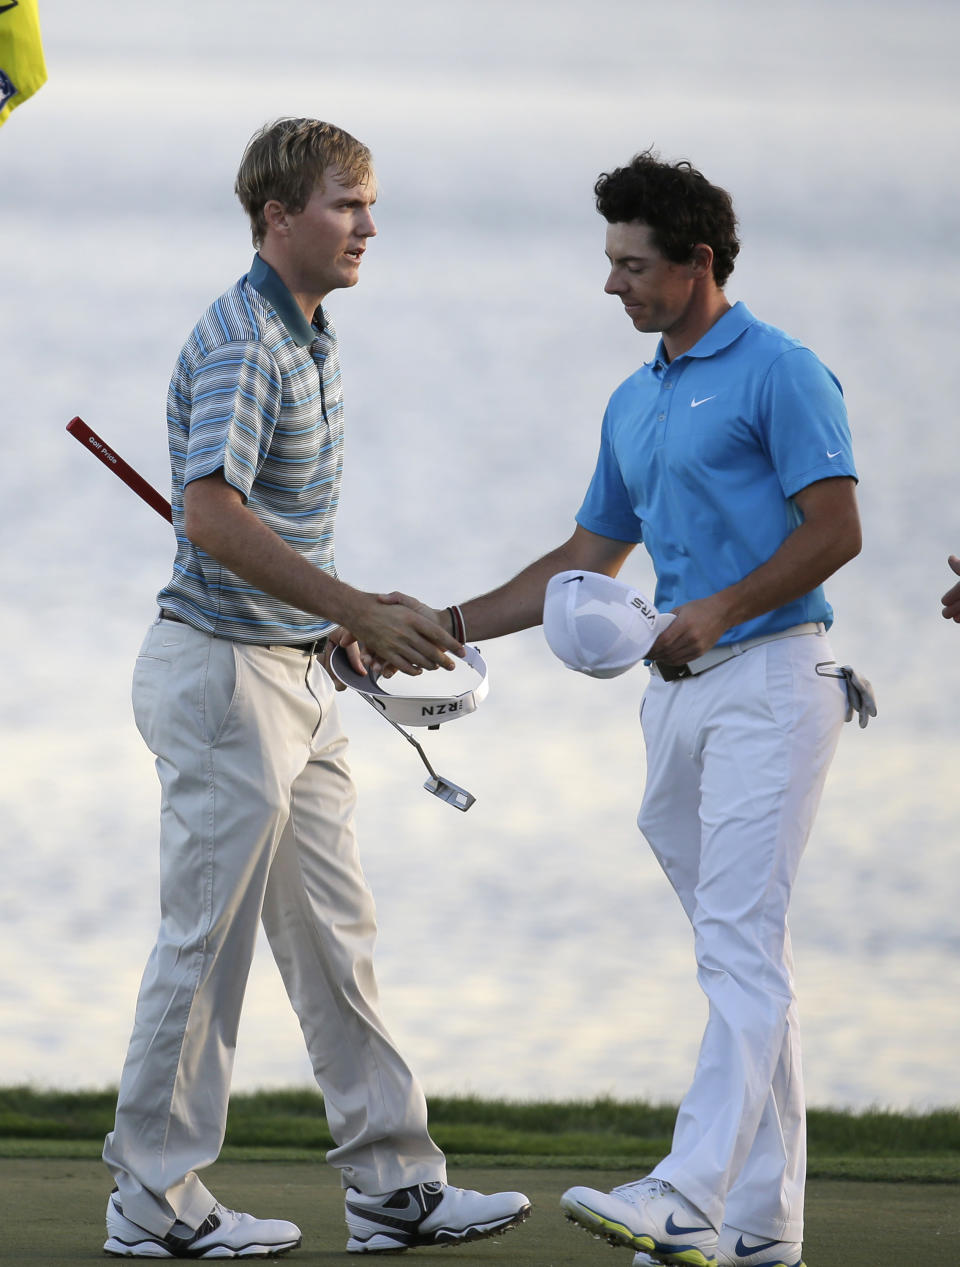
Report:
323,592,464,687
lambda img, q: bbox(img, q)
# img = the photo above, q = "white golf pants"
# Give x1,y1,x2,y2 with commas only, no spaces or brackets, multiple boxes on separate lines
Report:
103,618,445,1236
639,632,845,1242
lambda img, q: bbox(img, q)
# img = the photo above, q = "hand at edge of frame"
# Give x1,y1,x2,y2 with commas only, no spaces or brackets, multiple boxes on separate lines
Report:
941,554,960,622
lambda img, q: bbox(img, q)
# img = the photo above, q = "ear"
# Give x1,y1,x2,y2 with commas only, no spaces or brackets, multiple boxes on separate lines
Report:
689,243,715,279
262,199,290,236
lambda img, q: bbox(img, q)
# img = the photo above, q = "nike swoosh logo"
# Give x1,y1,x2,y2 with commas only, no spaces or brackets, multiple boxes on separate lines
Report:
0,2,19,13
690,395,716,408
735,1235,782,1255
665,1211,713,1236
827,449,842,458
563,575,585,585
348,1193,422,1222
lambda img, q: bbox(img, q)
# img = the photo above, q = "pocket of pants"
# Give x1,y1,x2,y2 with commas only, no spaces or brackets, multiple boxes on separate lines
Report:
131,654,172,753
761,642,800,732
639,680,662,739
200,636,241,744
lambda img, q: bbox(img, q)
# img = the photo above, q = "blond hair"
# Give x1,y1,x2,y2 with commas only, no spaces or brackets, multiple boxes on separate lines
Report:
235,117,374,248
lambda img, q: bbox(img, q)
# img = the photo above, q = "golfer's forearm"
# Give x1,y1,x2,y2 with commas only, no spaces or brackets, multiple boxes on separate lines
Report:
458,527,636,641
718,522,859,630
459,556,566,640
184,476,368,628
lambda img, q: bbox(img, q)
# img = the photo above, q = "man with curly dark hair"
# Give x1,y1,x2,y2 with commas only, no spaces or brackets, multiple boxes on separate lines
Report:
381,148,863,1267
593,150,741,289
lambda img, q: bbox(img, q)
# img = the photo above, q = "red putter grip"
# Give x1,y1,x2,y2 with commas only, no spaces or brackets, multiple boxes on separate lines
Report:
66,416,173,523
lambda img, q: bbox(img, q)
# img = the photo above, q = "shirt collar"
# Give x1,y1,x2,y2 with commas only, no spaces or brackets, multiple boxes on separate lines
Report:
653,300,756,368
248,253,324,347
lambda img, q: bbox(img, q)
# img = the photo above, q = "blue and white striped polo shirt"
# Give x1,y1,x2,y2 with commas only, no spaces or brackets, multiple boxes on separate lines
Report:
157,255,343,643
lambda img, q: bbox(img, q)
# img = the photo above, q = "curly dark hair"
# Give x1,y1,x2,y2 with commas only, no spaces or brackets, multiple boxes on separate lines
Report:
594,149,740,287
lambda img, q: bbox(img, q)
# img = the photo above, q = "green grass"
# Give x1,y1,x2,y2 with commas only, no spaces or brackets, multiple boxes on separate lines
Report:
4,1159,958,1265
2,1087,958,1182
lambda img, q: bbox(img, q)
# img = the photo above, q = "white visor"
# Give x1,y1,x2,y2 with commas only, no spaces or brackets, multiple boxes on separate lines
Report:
330,643,489,727
543,570,675,678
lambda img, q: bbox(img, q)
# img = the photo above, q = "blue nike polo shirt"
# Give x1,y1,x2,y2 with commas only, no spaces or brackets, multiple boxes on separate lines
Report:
576,302,857,645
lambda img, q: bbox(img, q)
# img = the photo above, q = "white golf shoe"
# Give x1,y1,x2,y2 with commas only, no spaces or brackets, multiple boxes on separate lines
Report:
104,1190,302,1257
561,1176,717,1266
344,1180,531,1252
717,1226,805,1267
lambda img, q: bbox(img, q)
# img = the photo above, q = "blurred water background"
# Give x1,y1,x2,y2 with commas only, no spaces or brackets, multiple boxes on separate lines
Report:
1,0,958,1111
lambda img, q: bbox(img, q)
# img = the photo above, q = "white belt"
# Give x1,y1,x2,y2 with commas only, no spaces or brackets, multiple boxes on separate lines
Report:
649,621,826,681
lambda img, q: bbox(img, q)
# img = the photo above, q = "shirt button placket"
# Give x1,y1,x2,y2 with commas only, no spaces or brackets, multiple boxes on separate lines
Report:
657,377,673,442
313,345,328,422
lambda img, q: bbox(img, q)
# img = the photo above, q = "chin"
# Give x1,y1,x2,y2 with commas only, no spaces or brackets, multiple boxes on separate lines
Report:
325,272,359,293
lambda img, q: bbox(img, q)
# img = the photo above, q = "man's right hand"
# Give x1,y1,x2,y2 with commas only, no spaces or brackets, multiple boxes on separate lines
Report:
336,591,461,678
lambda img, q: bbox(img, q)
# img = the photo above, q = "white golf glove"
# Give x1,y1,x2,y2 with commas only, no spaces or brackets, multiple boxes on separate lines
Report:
840,665,877,728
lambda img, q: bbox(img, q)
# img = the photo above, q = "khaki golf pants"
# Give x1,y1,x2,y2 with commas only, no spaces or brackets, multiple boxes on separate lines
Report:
638,632,846,1242
103,617,445,1236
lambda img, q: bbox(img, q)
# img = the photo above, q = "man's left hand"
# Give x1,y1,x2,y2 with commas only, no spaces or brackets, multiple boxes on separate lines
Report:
941,554,960,622
321,626,366,689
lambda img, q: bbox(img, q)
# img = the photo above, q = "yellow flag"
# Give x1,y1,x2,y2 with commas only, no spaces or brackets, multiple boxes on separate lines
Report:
0,0,47,127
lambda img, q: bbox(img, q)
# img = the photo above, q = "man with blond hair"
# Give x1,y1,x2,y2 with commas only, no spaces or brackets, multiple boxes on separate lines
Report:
101,117,530,1259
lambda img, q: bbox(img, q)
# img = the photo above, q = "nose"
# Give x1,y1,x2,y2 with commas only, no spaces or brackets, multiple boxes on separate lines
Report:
604,267,623,295
360,208,377,239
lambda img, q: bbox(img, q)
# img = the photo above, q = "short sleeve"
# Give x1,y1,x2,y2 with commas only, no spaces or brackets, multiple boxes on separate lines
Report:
758,347,858,498
576,406,645,543
184,342,283,498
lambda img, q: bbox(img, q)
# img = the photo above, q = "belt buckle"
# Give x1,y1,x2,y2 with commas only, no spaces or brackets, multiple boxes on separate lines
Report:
269,636,327,655
656,661,692,682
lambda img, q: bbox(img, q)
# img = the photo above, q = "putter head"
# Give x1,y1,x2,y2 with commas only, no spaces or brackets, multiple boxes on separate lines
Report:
424,775,475,812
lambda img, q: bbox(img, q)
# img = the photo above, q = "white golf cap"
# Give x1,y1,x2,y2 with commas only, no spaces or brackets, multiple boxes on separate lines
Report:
543,570,675,679
330,643,488,727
